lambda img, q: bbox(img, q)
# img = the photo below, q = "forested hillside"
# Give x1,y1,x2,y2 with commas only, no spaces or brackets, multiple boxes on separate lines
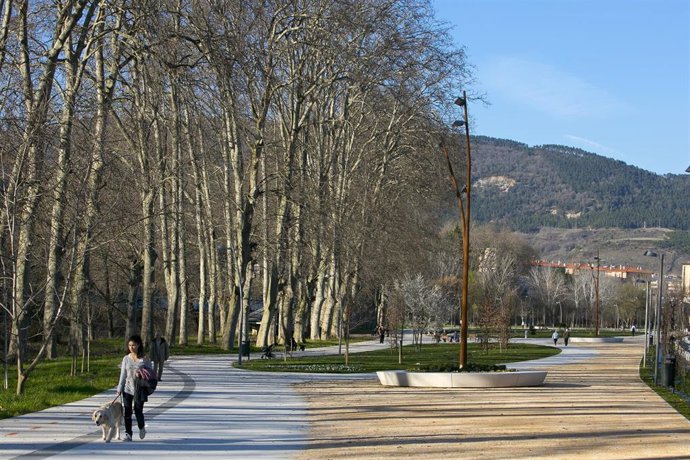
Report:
471,136,690,232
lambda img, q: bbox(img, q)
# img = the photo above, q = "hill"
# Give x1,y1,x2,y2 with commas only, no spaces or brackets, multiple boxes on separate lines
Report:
471,136,689,232
518,227,686,276
465,136,690,274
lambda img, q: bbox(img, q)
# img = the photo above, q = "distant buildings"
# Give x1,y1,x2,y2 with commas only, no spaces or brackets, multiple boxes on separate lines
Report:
532,260,686,295
531,260,653,281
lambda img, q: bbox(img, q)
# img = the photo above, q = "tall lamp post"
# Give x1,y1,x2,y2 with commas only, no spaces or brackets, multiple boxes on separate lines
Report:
644,250,664,385
440,90,472,368
231,246,245,365
231,246,252,365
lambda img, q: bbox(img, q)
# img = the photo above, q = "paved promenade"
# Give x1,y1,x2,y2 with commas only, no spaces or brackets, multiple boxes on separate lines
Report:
0,341,377,459
0,336,688,459
296,336,690,459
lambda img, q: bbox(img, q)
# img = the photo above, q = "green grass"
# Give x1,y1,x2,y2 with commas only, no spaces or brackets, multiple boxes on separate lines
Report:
639,349,690,421
0,356,121,419
516,327,633,339
237,342,560,373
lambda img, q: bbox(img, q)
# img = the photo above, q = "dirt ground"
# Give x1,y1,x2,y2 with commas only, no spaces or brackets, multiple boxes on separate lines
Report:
294,339,690,459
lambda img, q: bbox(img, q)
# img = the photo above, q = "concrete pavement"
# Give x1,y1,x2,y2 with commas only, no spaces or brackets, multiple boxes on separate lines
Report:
296,335,690,459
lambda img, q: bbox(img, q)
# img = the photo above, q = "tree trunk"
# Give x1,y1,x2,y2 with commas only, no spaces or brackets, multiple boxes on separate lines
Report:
140,190,157,344
309,255,328,340
257,264,278,347
125,256,142,345
161,81,181,342
177,217,188,345
319,256,338,339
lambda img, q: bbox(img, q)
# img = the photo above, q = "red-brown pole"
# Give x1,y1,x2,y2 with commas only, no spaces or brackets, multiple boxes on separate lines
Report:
459,90,471,368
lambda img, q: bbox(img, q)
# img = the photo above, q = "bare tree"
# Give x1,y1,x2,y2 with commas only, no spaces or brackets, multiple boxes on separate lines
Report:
393,273,444,352
528,266,569,327
1,0,94,393
0,0,472,379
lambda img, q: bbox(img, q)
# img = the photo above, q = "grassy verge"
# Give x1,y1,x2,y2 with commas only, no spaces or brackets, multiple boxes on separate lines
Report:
639,351,690,421
514,328,634,339
0,356,122,419
237,342,560,373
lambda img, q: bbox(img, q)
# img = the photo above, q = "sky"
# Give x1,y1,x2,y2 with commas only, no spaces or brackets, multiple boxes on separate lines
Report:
431,0,690,176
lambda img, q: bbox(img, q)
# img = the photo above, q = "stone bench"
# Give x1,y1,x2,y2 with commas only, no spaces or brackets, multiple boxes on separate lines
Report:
569,337,624,343
376,370,547,388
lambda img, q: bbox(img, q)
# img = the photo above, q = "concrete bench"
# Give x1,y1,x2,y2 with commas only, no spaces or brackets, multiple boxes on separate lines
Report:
376,370,547,388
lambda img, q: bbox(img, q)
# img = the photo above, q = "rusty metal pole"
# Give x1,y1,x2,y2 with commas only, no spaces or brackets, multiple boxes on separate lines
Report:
459,90,471,368
442,91,472,369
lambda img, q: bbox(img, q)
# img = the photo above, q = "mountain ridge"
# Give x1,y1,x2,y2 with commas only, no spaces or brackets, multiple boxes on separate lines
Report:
463,136,690,275
470,136,689,232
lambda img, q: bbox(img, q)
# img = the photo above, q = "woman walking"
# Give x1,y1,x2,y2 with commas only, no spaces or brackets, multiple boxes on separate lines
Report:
116,335,149,441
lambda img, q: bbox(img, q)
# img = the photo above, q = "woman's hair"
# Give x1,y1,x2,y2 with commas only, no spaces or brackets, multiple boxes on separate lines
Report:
128,334,144,358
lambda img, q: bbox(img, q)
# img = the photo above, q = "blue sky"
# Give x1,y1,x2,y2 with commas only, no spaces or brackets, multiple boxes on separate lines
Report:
431,0,690,175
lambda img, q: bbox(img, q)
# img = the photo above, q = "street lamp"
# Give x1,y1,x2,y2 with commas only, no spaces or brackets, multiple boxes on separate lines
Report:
232,246,246,365
644,250,664,385
439,90,472,368
231,245,253,365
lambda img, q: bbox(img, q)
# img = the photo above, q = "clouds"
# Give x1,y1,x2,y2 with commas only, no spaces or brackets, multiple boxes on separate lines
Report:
482,56,631,119
563,134,627,162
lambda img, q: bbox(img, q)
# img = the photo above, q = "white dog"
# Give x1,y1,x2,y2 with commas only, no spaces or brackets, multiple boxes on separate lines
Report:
92,400,123,442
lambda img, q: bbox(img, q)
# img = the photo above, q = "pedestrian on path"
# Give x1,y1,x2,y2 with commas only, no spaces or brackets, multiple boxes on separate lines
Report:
631,325,636,336
552,330,559,346
117,335,150,442
563,328,570,346
150,332,169,381
377,325,386,344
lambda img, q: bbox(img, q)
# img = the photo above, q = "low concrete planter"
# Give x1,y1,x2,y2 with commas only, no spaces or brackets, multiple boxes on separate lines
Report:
569,337,624,343
376,370,547,388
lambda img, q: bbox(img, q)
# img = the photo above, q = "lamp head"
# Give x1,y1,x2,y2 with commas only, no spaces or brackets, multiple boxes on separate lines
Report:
643,250,658,257
454,96,466,107
452,120,465,128
686,165,690,173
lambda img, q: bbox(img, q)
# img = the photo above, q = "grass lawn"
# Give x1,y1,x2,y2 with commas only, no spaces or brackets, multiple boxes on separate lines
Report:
513,327,634,339
237,342,560,373
0,356,122,419
639,348,690,422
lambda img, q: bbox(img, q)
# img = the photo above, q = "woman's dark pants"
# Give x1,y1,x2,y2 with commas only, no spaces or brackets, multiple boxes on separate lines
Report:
122,392,145,435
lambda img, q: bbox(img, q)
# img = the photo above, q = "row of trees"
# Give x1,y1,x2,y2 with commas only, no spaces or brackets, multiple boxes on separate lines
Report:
1,0,473,393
